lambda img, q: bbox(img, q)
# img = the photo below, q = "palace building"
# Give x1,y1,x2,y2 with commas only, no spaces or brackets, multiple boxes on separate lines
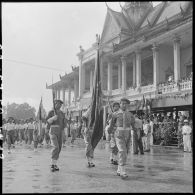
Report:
46,1,192,121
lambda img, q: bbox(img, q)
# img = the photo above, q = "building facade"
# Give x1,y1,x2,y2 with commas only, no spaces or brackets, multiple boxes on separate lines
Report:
46,1,192,121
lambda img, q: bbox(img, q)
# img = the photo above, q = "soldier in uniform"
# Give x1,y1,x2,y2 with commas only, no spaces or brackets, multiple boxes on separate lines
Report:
27,118,35,148
109,98,135,179
6,117,16,154
18,119,25,145
133,114,144,154
81,107,95,168
107,102,120,165
46,99,66,172
24,119,29,145
70,119,77,146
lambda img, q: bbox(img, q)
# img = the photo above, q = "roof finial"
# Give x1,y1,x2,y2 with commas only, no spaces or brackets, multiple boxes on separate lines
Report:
119,2,123,9
105,2,109,9
79,45,84,52
180,4,185,16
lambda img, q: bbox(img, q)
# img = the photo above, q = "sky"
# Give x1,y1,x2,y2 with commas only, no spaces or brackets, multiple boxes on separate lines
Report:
2,2,161,113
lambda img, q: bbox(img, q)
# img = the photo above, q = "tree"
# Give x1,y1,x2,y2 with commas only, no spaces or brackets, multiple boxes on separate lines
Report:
6,102,36,120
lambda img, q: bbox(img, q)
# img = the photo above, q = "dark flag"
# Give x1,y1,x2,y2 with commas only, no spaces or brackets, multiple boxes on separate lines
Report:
37,97,44,121
87,34,104,151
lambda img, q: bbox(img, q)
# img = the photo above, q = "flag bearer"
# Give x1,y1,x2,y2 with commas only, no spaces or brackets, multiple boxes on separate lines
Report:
6,117,16,154
107,102,120,165
109,98,135,179
182,119,192,152
46,99,66,172
142,119,151,152
81,107,95,168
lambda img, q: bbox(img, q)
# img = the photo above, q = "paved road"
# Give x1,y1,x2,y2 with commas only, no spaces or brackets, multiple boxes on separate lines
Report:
2,138,192,193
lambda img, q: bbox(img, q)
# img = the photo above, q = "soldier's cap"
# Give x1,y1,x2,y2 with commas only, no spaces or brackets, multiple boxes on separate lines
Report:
112,102,120,108
184,119,188,123
54,99,63,104
120,98,130,104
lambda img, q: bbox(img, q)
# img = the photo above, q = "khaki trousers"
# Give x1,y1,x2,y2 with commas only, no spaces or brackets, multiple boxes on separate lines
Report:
115,129,131,166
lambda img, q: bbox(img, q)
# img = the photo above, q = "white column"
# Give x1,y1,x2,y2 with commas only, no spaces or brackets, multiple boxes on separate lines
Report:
121,56,127,92
57,89,60,100
55,90,57,99
173,36,181,82
90,70,93,93
79,56,83,98
68,87,71,106
133,54,136,86
136,50,141,88
63,87,65,108
74,78,79,101
107,62,113,95
118,63,122,89
100,61,104,89
152,43,160,86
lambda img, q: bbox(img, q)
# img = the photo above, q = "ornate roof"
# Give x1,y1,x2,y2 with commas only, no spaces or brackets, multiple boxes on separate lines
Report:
100,1,192,53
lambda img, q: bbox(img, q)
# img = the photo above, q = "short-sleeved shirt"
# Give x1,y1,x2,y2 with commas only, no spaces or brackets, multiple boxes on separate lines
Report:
6,123,15,131
111,109,135,129
46,110,66,131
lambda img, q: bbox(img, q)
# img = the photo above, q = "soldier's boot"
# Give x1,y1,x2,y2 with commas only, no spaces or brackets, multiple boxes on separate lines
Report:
120,165,128,179
116,165,121,176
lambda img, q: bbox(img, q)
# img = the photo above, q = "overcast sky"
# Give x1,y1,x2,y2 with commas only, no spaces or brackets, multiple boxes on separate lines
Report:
2,2,160,113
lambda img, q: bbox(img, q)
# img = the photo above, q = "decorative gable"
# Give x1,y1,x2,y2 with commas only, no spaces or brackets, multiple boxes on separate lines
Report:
101,10,121,44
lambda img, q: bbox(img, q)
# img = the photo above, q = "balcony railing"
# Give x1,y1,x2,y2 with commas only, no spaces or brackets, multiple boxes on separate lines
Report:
158,80,192,94
141,84,155,93
112,88,122,96
179,80,192,91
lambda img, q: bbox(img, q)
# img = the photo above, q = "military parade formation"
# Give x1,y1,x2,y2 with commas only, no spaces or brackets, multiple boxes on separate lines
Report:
1,97,192,180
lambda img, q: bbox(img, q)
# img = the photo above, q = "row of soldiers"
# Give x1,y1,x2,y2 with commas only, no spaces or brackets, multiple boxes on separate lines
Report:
2,117,81,154
2,117,50,153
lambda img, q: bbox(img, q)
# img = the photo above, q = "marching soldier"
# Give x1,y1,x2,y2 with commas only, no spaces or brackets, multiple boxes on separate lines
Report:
6,117,16,154
18,119,25,145
46,99,66,172
24,119,29,145
70,119,77,146
107,102,120,165
142,119,151,152
27,118,35,148
109,98,135,179
81,107,95,168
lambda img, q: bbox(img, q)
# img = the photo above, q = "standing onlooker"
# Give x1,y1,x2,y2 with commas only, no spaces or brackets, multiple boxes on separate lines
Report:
142,119,151,152
149,116,154,146
182,119,192,152
70,119,77,146
133,114,144,155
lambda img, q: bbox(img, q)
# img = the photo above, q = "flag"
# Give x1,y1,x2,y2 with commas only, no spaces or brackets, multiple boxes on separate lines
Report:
37,97,44,121
87,35,104,151
142,95,146,111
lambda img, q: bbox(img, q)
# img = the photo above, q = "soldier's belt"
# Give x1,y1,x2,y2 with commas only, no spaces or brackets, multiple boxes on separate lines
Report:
50,125,60,127
117,127,131,131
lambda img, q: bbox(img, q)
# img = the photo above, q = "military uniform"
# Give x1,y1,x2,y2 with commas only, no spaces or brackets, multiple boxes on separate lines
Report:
70,121,77,145
46,106,66,168
24,121,29,144
109,108,135,178
27,120,35,146
133,117,144,154
6,119,16,153
18,121,25,144
81,108,95,167
182,120,192,152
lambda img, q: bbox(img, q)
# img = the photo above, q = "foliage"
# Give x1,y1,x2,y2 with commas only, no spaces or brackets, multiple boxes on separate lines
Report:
5,102,36,120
